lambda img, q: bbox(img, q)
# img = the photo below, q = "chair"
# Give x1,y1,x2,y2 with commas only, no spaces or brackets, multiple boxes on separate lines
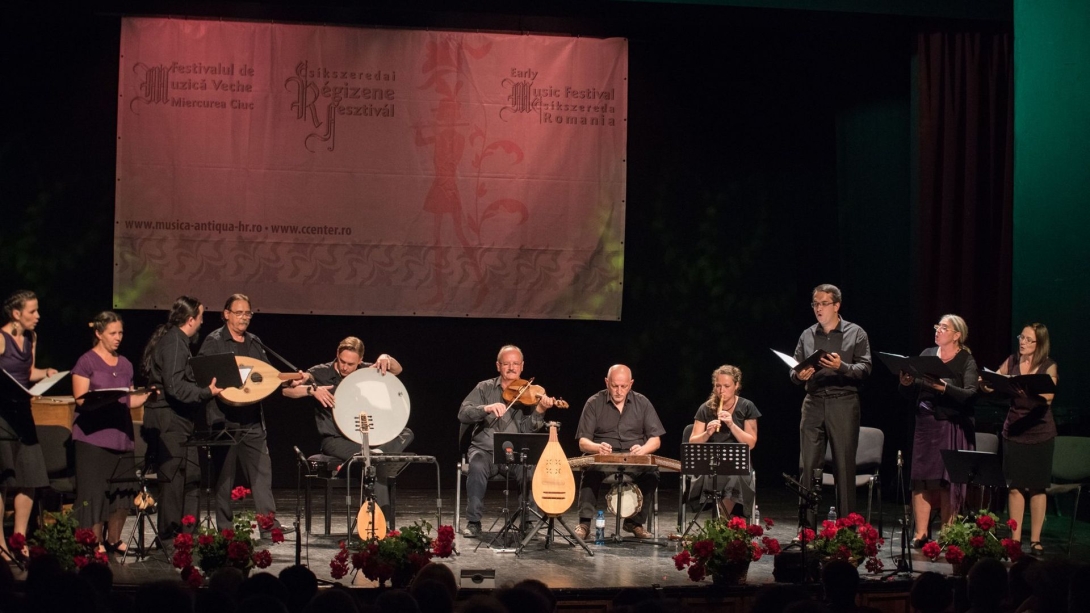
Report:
807,426,883,526
975,432,999,453
1045,436,1090,554
304,454,348,536
678,423,755,534
35,424,77,518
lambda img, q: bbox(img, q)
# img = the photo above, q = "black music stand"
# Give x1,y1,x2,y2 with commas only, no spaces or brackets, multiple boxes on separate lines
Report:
941,449,1006,515
119,460,165,564
680,442,750,536
482,433,547,553
184,428,243,529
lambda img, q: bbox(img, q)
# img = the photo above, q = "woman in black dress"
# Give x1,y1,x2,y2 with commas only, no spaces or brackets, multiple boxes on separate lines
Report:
0,290,57,560
995,323,1057,556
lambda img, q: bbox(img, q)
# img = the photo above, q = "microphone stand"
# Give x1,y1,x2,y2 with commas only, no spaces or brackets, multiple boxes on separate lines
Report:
293,446,309,566
783,471,821,584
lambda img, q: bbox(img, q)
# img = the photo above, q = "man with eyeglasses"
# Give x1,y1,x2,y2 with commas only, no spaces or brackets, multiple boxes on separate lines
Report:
457,345,557,538
791,284,872,529
198,293,286,533
283,336,410,521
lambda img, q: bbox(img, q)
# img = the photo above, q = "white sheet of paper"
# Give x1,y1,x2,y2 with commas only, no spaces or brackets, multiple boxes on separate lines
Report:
28,370,71,396
771,349,798,369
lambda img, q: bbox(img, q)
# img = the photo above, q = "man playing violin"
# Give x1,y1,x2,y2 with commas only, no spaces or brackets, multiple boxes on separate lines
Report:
457,345,557,539
283,336,411,520
573,364,665,540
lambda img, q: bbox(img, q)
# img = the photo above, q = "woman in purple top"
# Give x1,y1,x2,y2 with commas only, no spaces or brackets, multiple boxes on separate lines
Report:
71,311,151,554
0,290,57,560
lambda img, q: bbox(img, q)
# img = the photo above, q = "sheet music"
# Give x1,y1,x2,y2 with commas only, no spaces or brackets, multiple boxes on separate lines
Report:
2,368,70,396
771,349,798,369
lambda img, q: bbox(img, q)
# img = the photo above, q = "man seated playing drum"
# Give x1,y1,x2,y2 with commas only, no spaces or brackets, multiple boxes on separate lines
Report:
573,364,665,541
284,336,412,519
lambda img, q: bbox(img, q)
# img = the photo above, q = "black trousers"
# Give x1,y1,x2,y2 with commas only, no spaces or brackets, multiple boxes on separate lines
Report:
799,392,860,527
142,408,200,537
464,450,535,524
212,421,275,530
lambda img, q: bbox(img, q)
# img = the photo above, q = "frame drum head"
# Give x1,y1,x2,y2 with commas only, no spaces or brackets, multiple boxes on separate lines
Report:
332,370,410,446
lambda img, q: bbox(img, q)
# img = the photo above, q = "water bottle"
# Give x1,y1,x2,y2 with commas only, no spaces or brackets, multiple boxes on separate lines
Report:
827,506,838,523
752,505,760,527
595,510,606,545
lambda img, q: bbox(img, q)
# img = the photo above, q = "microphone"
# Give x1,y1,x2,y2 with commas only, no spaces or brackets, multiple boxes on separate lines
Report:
502,440,515,463
897,450,903,468
292,445,309,466
812,468,823,495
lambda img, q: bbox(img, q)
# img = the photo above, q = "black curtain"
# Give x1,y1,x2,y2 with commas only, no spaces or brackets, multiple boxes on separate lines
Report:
917,31,1014,368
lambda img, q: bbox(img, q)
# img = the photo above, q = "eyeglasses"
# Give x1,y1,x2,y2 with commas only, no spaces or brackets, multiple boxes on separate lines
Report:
811,301,835,309
229,310,254,318
1016,335,1037,344
934,324,952,333
499,362,523,368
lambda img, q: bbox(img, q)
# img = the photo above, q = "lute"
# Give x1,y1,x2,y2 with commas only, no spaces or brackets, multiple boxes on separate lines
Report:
531,421,576,515
354,411,388,540
219,356,303,406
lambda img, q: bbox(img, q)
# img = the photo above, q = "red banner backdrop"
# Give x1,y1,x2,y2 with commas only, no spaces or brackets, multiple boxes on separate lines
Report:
114,18,628,319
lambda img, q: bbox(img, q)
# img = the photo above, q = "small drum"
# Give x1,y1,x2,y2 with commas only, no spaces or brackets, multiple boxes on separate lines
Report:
332,370,410,447
605,482,644,518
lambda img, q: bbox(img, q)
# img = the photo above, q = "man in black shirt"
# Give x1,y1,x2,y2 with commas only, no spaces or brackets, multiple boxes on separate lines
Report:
198,294,287,533
791,284,872,527
141,296,222,538
456,345,556,539
284,336,410,519
574,364,665,540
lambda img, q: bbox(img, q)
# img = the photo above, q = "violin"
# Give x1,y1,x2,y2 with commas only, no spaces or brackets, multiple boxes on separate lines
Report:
502,377,569,409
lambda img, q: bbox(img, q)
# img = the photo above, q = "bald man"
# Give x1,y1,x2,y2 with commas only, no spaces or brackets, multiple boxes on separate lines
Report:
573,365,665,540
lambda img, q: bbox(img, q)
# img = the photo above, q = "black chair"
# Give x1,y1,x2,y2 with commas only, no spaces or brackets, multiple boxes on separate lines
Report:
799,426,883,524
35,424,76,519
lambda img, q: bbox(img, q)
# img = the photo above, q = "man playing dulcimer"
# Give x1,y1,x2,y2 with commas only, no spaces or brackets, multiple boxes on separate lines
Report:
457,345,559,539
573,364,666,540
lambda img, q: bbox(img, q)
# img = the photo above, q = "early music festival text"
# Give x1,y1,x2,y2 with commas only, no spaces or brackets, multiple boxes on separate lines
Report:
122,219,353,236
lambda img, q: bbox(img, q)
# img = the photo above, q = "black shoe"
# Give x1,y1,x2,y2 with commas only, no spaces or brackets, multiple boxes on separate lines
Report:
462,522,482,539
1030,541,1044,556
911,537,930,549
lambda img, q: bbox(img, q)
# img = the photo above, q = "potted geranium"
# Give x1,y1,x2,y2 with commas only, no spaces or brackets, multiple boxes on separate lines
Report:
922,511,1021,574
806,512,886,574
8,506,109,571
331,521,456,588
172,486,283,588
673,516,781,585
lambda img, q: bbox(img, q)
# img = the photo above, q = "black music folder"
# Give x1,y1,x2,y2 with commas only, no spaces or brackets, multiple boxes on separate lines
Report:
876,352,957,380
189,353,244,389
75,387,152,412
980,369,1056,397
771,349,829,374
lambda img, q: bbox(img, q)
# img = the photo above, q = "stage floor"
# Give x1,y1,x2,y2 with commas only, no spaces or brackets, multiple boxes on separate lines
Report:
12,484,1089,592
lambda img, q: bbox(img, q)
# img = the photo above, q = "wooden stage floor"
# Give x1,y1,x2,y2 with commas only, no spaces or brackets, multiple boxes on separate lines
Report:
11,483,1089,602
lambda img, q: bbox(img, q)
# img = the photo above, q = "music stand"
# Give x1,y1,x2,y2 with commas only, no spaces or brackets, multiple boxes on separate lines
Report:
941,450,1006,515
481,433,547,553
680,442,750,535
184,428,243,529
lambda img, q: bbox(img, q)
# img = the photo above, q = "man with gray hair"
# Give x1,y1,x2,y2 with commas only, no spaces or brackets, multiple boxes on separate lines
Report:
457,345,557,538
791,284,871,528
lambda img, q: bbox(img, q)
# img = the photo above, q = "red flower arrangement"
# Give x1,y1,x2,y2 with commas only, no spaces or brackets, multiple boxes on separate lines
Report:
8,507,109,571
171,487,282,583
806,513,886,574
330,521,456,587
673,516,781,583
922,512,1021,568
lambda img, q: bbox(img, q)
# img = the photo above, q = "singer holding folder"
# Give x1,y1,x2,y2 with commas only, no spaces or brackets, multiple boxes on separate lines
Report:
456,345,555,539
897,315,978,547
0,290,58,559
791,284,871,528
989,323,1058,555
71,311,152,554
140,296,222,539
